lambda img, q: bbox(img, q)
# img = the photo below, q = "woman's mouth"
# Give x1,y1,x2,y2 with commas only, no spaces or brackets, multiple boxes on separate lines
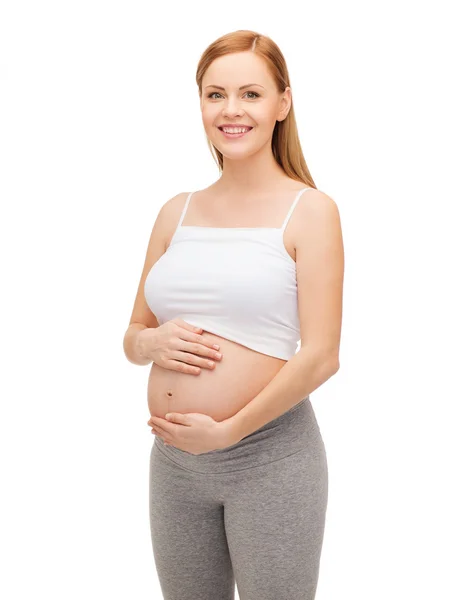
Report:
217,126,254,139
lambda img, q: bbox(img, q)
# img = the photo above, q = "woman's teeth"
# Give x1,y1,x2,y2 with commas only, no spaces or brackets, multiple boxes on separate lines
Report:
219,127,253,138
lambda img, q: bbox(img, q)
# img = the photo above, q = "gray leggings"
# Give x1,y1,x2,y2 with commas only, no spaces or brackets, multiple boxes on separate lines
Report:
149,396,328,600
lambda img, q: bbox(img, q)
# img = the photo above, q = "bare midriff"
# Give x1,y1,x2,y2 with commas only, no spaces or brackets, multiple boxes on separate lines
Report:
147,335,288,421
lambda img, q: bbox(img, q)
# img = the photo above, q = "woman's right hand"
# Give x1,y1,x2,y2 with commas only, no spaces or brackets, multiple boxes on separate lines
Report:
137,318,223,375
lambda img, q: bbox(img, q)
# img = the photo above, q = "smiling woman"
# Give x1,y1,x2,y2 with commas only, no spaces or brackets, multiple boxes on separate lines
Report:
124,28,343,600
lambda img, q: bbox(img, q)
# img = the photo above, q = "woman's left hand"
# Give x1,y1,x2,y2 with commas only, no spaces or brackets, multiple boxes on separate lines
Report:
147,411,236,455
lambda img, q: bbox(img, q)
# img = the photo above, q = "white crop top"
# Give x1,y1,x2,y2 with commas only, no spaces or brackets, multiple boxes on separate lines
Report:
144,187,312,360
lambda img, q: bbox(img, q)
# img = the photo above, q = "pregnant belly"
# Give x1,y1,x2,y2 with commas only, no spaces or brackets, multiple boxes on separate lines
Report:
147,330,288,422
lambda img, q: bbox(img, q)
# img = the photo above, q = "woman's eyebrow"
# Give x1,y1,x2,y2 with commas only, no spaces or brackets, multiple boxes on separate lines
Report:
204,83,265,90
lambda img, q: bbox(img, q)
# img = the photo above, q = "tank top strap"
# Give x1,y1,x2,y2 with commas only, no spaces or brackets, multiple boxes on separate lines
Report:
177,191,195,228
280,187,313,232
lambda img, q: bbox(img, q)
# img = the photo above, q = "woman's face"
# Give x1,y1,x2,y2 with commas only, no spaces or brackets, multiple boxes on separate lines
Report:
200,51,291,159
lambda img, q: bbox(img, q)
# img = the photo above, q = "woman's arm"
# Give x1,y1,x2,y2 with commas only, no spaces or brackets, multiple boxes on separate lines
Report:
224,190,344,442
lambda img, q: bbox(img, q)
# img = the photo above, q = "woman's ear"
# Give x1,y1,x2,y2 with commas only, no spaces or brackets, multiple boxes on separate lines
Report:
277,87,292,122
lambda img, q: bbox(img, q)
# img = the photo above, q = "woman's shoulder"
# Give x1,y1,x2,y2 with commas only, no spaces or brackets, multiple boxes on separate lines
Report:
154,191,192,250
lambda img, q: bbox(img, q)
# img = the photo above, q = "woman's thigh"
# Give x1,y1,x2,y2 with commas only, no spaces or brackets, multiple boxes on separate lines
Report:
223,435,328,600
149,443,235,600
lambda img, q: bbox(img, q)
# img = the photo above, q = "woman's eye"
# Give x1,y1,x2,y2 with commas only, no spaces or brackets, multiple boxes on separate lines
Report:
207,91,260,99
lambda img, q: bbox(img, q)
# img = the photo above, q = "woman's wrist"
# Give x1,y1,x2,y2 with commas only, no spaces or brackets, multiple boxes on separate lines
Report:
124,324,152,365
136,328,152,362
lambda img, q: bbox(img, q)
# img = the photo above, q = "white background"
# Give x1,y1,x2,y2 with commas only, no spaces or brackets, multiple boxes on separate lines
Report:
1,1,470,598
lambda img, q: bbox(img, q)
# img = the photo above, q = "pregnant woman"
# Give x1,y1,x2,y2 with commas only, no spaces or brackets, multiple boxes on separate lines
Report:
123,30,344,600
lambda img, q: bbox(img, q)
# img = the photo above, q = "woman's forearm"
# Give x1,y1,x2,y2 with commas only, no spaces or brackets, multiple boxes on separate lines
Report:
123,323,153,366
